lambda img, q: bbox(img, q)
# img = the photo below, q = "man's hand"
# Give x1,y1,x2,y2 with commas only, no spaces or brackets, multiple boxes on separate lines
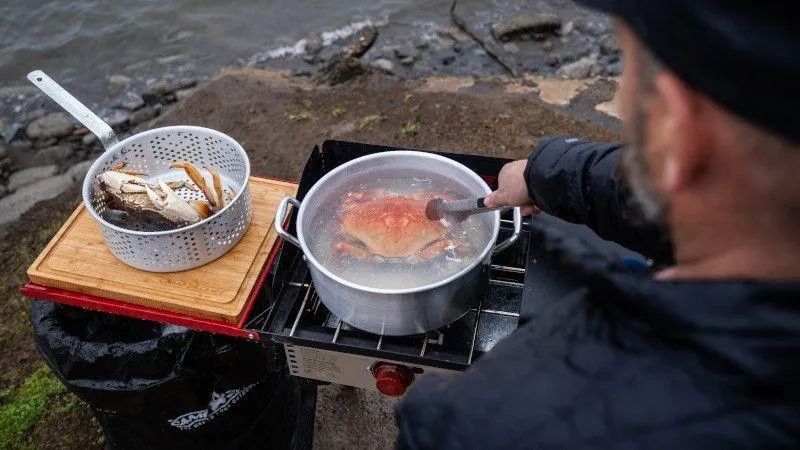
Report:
483,160,541,216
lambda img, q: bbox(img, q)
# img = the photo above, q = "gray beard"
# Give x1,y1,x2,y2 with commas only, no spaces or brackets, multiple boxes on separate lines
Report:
619,105,667,226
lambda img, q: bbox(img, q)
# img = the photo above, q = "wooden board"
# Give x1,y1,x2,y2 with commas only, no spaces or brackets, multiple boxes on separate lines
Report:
27,177,298,324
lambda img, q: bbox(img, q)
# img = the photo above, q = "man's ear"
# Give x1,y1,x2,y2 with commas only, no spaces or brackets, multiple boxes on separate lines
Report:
653,73,708,193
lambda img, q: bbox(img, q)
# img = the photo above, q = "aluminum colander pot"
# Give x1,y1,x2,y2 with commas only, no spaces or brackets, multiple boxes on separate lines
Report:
29,71,252,272
275,151,522,336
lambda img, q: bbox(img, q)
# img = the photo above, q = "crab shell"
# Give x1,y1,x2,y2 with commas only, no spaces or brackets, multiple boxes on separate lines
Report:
96,162,229,231
333,189,473,262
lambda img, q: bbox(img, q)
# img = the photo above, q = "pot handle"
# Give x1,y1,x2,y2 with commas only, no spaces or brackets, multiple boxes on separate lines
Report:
493,207,522,254
275,197,302,249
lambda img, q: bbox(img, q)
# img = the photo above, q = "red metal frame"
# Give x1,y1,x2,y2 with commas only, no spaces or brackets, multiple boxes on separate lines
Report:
20,235,287,341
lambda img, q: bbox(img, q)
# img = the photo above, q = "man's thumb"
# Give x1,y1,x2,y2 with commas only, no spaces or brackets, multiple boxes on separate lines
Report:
483,191,506,208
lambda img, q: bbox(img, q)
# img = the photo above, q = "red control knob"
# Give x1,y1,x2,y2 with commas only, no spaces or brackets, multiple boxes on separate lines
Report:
373,363,412,397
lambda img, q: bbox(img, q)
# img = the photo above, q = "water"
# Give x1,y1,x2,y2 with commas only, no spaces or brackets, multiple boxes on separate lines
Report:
306,170,491,290
0,0,449,121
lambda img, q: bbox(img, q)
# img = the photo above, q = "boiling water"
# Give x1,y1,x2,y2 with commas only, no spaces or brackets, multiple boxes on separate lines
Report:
306,171,491,289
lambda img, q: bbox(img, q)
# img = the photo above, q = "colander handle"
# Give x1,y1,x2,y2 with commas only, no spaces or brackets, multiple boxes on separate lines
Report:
493,207,522,254
27,70,120,151
275,197,302,249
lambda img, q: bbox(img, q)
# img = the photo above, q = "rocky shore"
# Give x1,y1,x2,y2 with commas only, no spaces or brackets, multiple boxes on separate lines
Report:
252,4,619,81
0,80,198,225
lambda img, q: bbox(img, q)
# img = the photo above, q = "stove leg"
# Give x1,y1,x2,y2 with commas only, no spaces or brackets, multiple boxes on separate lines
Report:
291,379,321,450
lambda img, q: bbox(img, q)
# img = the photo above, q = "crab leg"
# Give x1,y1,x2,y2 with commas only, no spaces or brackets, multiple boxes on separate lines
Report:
205,165,225,210
171,161,218,210
189,200,213,219
110,161,146,176
334,240,385,262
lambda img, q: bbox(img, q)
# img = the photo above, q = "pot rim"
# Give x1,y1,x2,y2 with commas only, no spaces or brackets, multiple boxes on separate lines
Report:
296,150,500,295
80,125,252,237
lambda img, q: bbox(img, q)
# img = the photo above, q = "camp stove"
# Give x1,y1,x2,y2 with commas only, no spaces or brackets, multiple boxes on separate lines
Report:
242,140,560,396
246,216,528,395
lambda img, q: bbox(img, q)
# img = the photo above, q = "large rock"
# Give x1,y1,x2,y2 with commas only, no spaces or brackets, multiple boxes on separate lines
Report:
393,46,419,60
128,106,160,127
32,144,73,166
7,165,58,192
600,34,619,54
142,79,196,105
342,26,378,58
0,162,91,225
556,56,599,79
26,112,75,139
372,58,395,74
491,13,562,41
0,157,12,172
315,56,369,85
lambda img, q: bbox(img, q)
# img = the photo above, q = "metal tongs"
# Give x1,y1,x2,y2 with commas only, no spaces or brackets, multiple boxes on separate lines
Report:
425,196,507,223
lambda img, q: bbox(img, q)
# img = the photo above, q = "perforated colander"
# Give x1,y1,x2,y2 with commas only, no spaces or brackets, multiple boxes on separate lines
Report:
29,71,252,272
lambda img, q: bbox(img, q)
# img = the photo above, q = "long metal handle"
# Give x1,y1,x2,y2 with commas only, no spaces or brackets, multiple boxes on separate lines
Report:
275,197,302,249
443,197,505,214
27,70,119,151
493,207,522,254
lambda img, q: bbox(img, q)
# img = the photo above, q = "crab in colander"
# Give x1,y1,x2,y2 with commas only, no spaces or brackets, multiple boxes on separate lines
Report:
96,161,235,231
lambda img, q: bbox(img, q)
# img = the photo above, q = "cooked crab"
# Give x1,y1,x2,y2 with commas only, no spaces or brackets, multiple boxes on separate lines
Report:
96,161,232,231
332,188,475,263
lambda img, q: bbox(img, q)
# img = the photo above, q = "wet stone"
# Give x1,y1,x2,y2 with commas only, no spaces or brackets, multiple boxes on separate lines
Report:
0,184,7,199
556,56,598,79
108,74,132,85
82,133,98,147
491,13,562,41
606,62,623,76
439,50,458,65
128,106,159,127
575,17,609,36
437,37,455,51
291,68,315,77
413,38,430,50
502,42,520,54
103,110,130,132
600,34,619,54
0,140,6,160
32,144,73,166
306,36,324,56
26,112,75,140
25,108,47,122
8,164,58,191
400,56,416,66
122,98,145,112
373,58,395,74
541,39,555,52
393,46,419,60
9,140,32,153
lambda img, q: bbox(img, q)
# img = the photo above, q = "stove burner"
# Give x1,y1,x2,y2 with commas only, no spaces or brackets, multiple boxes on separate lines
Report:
249,217,530,371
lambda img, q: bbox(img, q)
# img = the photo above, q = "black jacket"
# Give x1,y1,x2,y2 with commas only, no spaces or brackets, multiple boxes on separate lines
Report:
394,137,800,449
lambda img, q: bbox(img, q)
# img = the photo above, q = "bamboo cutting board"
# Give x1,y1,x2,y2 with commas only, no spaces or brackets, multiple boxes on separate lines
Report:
27,177,298,324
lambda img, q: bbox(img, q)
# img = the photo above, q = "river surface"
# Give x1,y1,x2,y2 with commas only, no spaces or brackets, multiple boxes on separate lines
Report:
0,0,450,118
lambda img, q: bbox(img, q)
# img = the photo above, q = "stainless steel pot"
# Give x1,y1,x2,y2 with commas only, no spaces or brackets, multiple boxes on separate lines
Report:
275,151,521,336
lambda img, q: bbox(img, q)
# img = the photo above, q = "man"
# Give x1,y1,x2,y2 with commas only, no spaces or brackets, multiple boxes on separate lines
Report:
395,1,800,448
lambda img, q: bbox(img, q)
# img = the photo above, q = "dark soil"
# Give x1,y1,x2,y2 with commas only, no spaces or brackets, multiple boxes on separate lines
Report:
152,69,618,181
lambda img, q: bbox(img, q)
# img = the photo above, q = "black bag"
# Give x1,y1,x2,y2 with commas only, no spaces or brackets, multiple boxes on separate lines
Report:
30,300,299,450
